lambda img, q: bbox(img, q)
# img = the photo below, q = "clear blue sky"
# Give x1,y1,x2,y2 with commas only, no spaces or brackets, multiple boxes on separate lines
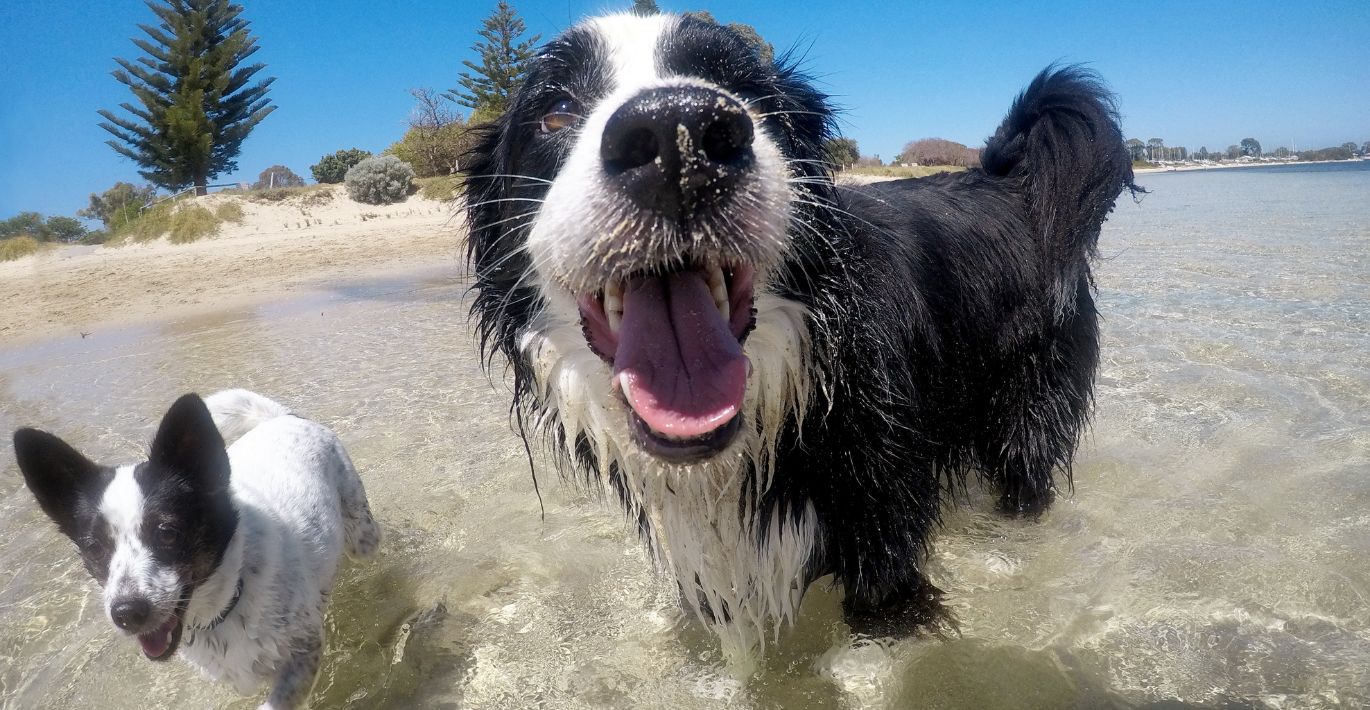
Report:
2,0,1367,219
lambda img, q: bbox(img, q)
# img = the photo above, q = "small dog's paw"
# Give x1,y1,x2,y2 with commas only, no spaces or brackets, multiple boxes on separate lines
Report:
344,505,381,560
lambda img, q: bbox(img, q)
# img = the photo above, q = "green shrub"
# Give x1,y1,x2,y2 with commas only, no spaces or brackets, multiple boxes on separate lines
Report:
167,204,220,244
0,212,89,243
245,184,334,205
254,165,306,190
116,201,174,243
417,174,464,201
80,230,112,245
44,216,87,243
79,182,156,229
214,202,245,223
386,123,474,178
0,235,45,262
345,155,415,205
0,212,48,240
311,148,372,184
114,198,221,244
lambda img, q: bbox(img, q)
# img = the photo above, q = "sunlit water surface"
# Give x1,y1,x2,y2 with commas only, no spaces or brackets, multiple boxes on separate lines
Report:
2,162,1367,708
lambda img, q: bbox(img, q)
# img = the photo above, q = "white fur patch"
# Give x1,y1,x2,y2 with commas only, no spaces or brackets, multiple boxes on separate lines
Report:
526,13,793,296
521,293,819,658
514,13,821,659
87,392,377,703
101,465,181,618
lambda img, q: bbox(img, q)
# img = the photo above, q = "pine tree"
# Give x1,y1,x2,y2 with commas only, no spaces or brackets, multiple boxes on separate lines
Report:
98,0,275,196
447,1,540,124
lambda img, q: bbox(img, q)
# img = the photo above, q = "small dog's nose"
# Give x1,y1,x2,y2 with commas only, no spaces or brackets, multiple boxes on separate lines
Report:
600,86,755,219
111,598,152,630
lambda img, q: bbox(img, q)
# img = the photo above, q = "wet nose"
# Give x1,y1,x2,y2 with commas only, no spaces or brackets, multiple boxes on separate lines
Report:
600,85,755,220
111,598,151,630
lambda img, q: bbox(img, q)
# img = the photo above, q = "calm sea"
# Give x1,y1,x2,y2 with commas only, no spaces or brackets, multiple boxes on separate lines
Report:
0,160,1366,708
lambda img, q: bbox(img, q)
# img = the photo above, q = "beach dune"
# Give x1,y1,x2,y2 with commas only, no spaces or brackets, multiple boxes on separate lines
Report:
0,186,465,346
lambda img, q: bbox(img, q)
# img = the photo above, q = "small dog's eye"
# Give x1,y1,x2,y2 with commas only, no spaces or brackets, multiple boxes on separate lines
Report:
155,523,179,546
540,98,582,134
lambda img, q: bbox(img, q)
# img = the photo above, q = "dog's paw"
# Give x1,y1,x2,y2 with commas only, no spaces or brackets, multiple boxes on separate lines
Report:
344,504,381,560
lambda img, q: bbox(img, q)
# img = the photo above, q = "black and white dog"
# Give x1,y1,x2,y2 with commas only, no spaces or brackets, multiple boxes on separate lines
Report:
464,13,1135,656
13,390,380,708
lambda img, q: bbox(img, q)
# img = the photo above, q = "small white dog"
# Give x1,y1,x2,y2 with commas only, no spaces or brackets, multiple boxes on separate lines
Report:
13,389,379,709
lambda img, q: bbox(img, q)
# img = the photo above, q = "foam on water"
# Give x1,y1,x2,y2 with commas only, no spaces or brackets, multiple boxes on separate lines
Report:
1,162,1367,708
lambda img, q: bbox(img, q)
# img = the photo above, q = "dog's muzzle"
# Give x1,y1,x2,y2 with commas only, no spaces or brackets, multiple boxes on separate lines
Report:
600,85,756,222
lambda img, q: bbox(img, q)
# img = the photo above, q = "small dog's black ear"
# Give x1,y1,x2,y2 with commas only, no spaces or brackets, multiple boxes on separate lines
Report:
150,393,230,492
13,427,103,538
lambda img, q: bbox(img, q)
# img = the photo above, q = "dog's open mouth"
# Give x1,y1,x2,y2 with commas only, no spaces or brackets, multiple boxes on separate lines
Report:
579,263,756,461
136,604,185,661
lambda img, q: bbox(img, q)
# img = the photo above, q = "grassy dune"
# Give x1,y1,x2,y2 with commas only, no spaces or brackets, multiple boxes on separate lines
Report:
843,164,967,179
0,235,46,262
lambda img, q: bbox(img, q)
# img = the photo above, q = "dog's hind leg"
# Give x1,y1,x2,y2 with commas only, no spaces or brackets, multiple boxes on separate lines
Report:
260,630,323,710
983,295,1098,518
332,443,381,560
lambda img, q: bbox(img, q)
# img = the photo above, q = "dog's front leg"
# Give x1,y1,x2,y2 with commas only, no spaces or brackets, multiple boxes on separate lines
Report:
258,631,323,710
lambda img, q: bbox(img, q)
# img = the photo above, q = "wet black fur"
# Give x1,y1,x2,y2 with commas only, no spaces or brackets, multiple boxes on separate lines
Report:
464,17,1137,632
140,394,240,590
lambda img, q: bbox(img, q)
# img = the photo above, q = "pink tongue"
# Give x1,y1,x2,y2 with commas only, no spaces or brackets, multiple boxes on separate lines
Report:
614,271,749,439
138,618,175,658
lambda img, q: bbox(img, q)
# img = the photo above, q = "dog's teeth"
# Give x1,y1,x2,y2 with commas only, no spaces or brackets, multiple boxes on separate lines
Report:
706,265,729,319
604,281,623,334
705,264,725,290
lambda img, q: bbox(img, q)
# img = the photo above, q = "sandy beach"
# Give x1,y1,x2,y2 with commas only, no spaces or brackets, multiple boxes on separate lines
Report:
0,186,465,346
5,161,1363,344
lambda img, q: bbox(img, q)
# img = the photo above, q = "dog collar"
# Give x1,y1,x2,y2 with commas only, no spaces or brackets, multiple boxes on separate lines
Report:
196,577,243,631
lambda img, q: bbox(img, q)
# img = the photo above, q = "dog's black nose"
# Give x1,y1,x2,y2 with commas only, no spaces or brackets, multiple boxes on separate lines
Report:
600,85,755,219
111,598,151,630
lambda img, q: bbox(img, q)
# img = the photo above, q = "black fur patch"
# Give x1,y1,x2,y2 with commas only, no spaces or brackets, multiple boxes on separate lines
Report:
464,16,1136,630
12,394,239,594
13,428,117,582
142,394,238,587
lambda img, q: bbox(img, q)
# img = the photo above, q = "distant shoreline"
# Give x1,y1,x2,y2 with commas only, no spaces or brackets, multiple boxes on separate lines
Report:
1132,158,1366,174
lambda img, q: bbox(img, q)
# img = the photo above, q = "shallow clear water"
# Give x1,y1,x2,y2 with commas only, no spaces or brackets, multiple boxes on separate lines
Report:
1,162,1367,708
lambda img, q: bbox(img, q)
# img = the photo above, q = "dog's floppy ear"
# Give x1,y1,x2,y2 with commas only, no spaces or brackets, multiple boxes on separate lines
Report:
13,427,106,538
150,393,230,493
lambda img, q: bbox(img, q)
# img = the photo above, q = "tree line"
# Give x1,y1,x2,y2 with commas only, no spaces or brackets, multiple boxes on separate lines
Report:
1125,137,1368,164
3,0,791,249
7,0,1366,251
823,136,983,171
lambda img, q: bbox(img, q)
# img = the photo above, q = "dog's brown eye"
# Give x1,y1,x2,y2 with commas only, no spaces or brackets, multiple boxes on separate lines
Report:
540,98,581,134
155,523,179,546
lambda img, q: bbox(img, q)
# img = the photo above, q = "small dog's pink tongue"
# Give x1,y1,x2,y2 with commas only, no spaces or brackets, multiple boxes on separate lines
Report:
138,618,175,658
614,271,748,439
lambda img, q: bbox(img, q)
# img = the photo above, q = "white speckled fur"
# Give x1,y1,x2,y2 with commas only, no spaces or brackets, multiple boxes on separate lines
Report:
517,15,819,661
102,390,379,708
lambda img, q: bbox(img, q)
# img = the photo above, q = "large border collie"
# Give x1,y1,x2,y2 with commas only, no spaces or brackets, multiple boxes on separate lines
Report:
465,13,1135,657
